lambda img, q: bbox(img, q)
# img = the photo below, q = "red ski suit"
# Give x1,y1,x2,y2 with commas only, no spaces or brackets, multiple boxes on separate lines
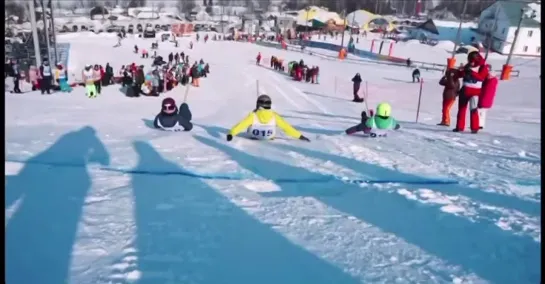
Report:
454,57,489,132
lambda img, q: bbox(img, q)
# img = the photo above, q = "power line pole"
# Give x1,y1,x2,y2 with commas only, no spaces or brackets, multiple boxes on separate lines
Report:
40,0,52,62
340,9,346,48
49,0,59,65
505,8,530,66
450,0,468,59
29,0,42,66
484,6,500,60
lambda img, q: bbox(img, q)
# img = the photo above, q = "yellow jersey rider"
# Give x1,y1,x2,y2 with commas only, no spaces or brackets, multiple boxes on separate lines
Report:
226,94,311,142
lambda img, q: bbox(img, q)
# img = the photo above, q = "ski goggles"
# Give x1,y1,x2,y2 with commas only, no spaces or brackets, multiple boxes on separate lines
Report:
257,99,271,109
163,103,176,114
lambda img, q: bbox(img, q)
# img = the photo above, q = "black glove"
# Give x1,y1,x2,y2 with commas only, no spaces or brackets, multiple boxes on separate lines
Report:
464,64,472,73
226,134,233,141
299,135,310,142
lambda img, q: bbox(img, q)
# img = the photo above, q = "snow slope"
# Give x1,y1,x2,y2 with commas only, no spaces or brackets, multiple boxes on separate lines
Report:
5,32,541,284
310,33,540,77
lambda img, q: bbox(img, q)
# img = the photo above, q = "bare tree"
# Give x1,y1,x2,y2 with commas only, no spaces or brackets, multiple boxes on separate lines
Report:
177,0,196,15
5,0,26,21
259,0,272,11
245,0,255,13
127,0,145,8
88,0,99,8
156,2,165,13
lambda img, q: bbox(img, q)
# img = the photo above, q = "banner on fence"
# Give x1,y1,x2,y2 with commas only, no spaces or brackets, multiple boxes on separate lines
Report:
171,24,194,37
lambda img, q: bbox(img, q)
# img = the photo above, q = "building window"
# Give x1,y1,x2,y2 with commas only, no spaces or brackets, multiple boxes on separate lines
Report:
523,46,528,52
528,30,533,37
537,47,541,53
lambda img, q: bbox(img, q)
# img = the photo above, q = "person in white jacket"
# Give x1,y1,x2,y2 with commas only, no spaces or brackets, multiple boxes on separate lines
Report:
82,65,96,97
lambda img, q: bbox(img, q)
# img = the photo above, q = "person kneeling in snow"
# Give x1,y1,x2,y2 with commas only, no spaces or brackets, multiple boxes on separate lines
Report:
153,97,193,131
345,103,400,137
226,94,310,142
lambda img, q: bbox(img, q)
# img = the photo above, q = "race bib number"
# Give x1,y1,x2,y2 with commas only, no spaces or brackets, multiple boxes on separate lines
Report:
249,126,275,140
370,129,387,137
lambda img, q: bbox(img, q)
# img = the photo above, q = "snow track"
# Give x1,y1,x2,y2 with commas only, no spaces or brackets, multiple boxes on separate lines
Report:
5,33,541,284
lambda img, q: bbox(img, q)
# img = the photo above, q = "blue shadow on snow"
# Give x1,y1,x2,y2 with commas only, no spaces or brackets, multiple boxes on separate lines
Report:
5,126,110,284
194,135,540,284
295,113,541,216
126,141,360,284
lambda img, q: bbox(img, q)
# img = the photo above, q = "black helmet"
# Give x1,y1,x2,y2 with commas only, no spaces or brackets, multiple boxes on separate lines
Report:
256,94,272,109
467,51,480,62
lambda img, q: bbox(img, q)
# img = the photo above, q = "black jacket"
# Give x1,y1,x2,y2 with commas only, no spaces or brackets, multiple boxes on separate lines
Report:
153,103,193,131
352,74,362,84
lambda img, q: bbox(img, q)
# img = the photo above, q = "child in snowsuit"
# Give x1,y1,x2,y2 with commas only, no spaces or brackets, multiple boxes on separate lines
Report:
437,69,460,126
82,65,97,98
227,94,310,142
153,97,193,131
55,64,72,92
345,103,400,137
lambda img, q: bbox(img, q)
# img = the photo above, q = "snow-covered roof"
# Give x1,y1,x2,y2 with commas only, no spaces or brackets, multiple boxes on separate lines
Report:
296,6,344,26
346,10,381,27
135,11,159,19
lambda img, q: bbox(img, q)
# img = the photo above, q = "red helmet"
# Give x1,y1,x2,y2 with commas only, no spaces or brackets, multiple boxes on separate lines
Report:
161,97,177,114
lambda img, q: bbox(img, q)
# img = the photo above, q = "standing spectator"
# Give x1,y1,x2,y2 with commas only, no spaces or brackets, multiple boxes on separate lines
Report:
93,65,102,95
453,51,489,133
412,68,421,83
39,59,53,95
104,63,114,85
351,73,364,102
437,69,460,126
134,65,145,95
11,60,22,93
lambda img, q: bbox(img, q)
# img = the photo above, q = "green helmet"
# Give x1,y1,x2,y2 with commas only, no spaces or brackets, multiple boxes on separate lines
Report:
376,103,392,117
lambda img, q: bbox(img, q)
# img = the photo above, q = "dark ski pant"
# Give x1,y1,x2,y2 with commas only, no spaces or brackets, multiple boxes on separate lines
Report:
413,75,420,83
178,103,193,131
455,94,480,132
122,76,132,87
158,80,164,93
345,123,366,135
41,76,52,94
353,83,361,100
13,78,21,93
345,113,369,134
94,80,102,94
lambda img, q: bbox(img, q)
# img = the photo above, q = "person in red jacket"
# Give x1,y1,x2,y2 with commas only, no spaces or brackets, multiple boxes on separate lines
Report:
478,66,498,130
99,65,105,85
256,52,262,65
453,51,489,133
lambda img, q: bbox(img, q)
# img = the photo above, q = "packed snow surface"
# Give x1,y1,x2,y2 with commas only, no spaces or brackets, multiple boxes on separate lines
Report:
5,32,541,284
